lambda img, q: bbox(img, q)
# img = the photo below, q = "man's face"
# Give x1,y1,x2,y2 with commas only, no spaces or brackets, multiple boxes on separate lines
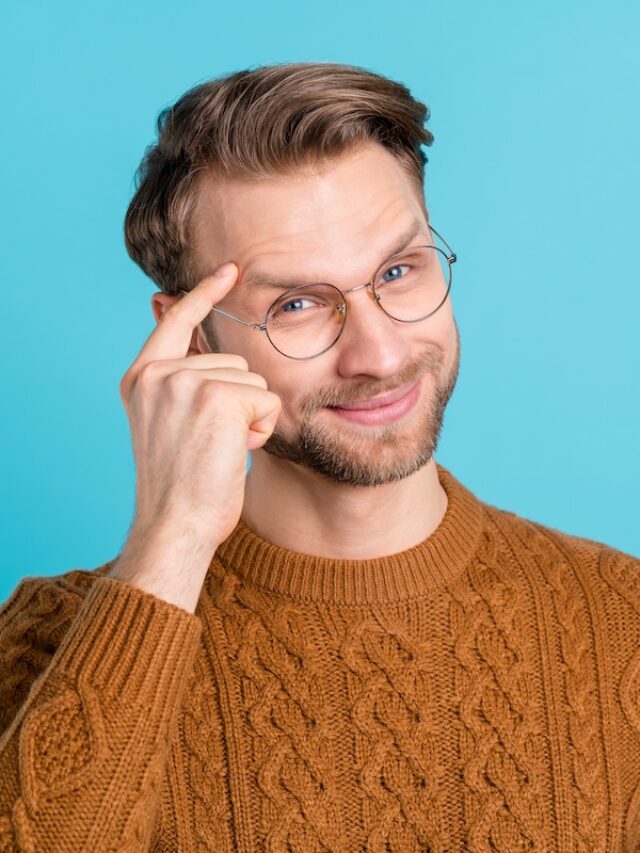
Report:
192,141,460,487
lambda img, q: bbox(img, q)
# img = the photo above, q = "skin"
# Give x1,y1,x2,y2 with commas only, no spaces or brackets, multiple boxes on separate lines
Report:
152,141,461,560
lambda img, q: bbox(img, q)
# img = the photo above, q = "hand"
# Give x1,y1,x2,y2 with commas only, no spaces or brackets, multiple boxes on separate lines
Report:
118,262,282,556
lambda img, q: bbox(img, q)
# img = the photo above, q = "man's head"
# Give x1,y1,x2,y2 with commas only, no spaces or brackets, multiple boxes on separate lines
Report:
125,62,460,487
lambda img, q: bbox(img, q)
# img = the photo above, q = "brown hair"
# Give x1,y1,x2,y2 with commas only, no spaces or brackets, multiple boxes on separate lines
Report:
124,61,434,296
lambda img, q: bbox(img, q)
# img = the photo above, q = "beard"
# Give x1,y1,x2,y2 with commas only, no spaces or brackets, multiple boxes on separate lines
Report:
260,321,461,487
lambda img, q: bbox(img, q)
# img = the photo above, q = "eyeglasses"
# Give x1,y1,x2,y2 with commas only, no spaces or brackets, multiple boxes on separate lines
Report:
181,224,456,360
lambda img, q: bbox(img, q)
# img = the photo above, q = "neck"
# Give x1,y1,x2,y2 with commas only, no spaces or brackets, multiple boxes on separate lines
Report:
240,450,448,560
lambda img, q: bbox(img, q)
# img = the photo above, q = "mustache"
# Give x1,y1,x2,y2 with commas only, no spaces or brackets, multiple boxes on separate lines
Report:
299,346,444,415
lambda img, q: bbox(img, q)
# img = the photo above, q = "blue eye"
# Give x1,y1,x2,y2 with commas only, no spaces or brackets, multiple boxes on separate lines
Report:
381,264,410,282
281,297,314,313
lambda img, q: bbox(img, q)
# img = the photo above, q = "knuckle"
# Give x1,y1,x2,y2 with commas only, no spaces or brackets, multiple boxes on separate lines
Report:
198,380,226,405
136,360,163,390
119,371,131,398
267,390,282,409
230,354,249,371
165,368,195,394
248,372,268,389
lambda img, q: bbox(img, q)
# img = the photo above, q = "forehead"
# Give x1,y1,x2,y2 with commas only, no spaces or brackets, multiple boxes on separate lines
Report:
242,217,428,295
192,142,427,287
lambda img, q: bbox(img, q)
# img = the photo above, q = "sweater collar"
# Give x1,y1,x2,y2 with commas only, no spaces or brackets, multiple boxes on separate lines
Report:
213,462,485,605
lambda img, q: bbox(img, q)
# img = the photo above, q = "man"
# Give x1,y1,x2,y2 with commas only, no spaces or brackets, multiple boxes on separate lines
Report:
0,62,638,852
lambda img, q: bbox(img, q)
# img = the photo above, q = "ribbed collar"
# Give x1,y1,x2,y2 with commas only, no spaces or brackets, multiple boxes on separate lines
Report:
213,463,485,605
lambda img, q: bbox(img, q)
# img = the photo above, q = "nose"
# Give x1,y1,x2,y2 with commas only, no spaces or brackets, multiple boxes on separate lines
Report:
332,284,412,379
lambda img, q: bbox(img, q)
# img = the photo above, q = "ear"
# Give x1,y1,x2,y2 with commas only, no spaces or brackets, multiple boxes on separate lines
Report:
150,292,210,355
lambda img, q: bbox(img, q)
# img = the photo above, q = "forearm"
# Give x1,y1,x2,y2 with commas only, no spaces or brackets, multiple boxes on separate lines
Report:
0,577,201,853
107,519,218,614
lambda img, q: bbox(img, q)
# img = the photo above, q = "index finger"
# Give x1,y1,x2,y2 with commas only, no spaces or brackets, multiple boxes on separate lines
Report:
133,264,239,370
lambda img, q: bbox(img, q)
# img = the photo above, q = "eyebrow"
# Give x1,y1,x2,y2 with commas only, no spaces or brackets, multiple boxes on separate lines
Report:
241,217,427,292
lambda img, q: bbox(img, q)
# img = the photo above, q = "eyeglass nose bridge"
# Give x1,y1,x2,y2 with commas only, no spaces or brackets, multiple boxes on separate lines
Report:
344,280,379,297
337,279,382,308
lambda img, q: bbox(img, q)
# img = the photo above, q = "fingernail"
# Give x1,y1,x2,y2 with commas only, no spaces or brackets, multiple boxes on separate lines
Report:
214,262,236,278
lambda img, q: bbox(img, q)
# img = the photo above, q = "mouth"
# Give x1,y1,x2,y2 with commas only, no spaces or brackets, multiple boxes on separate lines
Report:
328,380,419,411
326,380,421,426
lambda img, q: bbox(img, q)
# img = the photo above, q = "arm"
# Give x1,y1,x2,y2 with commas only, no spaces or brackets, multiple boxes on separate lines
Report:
0,572,202,853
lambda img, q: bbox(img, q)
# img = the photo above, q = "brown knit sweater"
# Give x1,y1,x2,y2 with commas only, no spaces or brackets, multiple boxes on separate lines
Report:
1,463,640,852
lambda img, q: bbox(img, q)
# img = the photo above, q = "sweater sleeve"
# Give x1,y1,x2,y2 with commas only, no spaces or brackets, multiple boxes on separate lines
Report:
0,572,203,853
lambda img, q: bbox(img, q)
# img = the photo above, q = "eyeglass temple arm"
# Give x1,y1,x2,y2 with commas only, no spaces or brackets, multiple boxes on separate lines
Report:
429,224,457,263
177,290,265,330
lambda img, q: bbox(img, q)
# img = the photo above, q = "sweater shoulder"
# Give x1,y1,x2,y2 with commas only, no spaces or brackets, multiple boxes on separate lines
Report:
0,559,116,629
484,500,637,559
0,559,116,734
481,500,640,605
0,558,115,649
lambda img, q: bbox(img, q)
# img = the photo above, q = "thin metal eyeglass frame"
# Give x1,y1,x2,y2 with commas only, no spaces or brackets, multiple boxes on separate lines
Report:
180,223,457,360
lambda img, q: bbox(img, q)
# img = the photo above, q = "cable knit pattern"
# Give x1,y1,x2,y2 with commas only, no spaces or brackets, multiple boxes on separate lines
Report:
179,648,231,852
23,685,94,788
599,548,640,853
209,565,340,852
505,517,610,852
0,572,203,852
0,579,83,737
1,463,639,851
338,609,446,852
449,527,548,851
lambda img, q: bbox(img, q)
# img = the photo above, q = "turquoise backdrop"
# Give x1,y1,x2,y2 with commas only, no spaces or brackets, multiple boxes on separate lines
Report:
2,0,638,601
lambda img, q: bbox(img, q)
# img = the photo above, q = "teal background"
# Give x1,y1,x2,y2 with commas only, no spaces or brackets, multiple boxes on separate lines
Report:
1,0,638,602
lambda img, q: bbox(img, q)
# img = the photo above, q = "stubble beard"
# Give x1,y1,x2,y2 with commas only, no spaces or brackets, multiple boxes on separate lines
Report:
260,326,461,487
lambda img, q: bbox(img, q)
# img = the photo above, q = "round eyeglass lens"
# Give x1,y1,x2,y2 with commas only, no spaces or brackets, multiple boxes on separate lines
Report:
265,282,346,359
263,246,453,359
372,245,452,323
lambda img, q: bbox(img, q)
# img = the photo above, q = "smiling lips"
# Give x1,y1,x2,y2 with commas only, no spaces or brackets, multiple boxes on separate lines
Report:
327,380,422,426
331,380,419,411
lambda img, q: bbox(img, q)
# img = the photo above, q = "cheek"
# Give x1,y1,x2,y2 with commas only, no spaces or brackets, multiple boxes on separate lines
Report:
440,317,460,374
411,309,456,376
429,304,456,350
269,368,329,424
